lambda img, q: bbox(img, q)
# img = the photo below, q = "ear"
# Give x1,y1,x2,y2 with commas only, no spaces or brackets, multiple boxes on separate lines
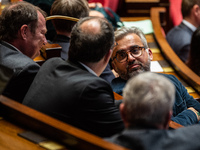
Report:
148,48,153,61
20,24,29,40
111,60,118,74
104,49,112,64
120,103,129,127
193,4,200,15
163,110,173,129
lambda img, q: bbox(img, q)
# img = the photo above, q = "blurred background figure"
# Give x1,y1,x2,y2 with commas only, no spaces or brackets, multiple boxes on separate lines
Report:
186,27,200,76
166,0,200,62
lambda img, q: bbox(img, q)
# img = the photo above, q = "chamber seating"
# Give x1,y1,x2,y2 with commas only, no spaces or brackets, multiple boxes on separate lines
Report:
118,0,172,33
150,7,200,97
34,43,62,66
0,95,128,150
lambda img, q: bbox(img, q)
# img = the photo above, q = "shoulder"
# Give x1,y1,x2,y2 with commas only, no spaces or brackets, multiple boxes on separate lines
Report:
0,45,39,72
158,73,180,85
111,77,127,95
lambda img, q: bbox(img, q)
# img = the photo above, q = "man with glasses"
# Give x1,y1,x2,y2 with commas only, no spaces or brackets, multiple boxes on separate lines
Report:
111,26,200,126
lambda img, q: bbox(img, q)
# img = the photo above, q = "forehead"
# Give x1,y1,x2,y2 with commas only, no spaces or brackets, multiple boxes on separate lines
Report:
117,33,143,47
37,11,46,29
113,33,143,56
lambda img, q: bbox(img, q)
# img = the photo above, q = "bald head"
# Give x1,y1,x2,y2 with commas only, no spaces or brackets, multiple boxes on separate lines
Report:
68,16,114,63
81,19,101,34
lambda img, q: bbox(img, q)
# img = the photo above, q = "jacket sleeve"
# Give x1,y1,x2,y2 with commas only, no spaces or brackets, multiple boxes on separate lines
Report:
81,78,124,137
170,75,200,126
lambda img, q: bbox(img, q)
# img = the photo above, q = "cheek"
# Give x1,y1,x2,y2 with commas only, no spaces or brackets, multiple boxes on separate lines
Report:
115,62,128,73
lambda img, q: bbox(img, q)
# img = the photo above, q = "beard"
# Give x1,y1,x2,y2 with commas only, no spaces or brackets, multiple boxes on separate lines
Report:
117,57,151,80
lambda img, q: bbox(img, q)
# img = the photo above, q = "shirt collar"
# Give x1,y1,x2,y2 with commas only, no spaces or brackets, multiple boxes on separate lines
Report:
182,20,197,31
79,61,97,76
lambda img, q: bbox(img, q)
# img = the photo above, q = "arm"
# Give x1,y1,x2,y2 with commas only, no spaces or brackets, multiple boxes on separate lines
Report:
169,75,200,125
81,79,124,137
3,62,39,103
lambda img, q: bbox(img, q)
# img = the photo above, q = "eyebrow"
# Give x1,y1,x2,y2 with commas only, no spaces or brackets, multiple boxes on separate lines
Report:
116,45,143,52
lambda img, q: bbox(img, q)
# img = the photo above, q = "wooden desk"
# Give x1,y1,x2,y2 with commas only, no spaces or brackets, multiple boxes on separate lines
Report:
34,43,62,66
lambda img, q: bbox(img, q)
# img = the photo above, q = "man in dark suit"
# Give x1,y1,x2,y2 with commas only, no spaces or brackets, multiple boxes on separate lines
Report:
0,2,47,102
166,0,200,62
106,72,200,150
23,16,124,137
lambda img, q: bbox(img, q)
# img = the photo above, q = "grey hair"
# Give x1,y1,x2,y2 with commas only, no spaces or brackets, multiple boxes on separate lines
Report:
114,26,148,49
123,72,175,126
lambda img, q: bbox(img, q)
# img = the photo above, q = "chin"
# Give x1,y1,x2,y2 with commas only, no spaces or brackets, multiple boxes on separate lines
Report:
128,69,146,78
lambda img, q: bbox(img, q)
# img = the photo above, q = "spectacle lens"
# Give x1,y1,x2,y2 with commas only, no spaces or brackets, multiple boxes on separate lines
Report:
115,46,145,63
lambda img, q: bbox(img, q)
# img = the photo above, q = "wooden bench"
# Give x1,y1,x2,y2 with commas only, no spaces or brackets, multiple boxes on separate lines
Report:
118,0,172,32
34,43,62,66
0,95,129,150
150,7,200,97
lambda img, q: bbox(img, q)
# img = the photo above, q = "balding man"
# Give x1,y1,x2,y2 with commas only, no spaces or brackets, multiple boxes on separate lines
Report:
23,16,124,137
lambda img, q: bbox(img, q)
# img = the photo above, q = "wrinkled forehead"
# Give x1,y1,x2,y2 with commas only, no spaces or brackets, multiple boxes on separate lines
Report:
112,33,144,58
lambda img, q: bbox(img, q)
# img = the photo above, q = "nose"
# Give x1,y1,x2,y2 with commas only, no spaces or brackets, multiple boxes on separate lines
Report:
127,52,135,62
43,37,47,45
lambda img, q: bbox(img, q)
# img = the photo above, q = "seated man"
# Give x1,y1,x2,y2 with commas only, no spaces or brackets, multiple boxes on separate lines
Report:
111,26,200,126
49,0,89,60
23,16,124,137
166,0,200,62
106,72,200,150
0,2,47,102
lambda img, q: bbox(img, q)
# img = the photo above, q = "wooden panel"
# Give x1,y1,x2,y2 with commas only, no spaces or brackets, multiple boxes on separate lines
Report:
118,0,172,33
34,43,62,66
0,95,128,150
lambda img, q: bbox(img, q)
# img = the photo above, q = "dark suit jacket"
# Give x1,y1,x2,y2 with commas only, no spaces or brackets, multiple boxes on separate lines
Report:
23,58,124,137
0,41,40,103
105,125,200,150
166,22,193,62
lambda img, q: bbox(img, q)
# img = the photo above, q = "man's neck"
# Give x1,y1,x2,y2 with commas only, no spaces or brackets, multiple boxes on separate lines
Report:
184,16,199,28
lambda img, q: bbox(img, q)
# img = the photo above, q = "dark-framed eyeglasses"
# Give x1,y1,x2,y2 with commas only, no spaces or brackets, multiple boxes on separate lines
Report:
112,46,145,63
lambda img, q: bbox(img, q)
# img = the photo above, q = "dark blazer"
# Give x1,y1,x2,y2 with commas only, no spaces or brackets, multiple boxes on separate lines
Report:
23,58,124,137
111,73,200,126
0,41,40,103
166,22,193,62
105,125,200,150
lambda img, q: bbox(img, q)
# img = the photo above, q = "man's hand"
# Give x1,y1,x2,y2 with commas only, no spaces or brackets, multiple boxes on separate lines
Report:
188,107,200,122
